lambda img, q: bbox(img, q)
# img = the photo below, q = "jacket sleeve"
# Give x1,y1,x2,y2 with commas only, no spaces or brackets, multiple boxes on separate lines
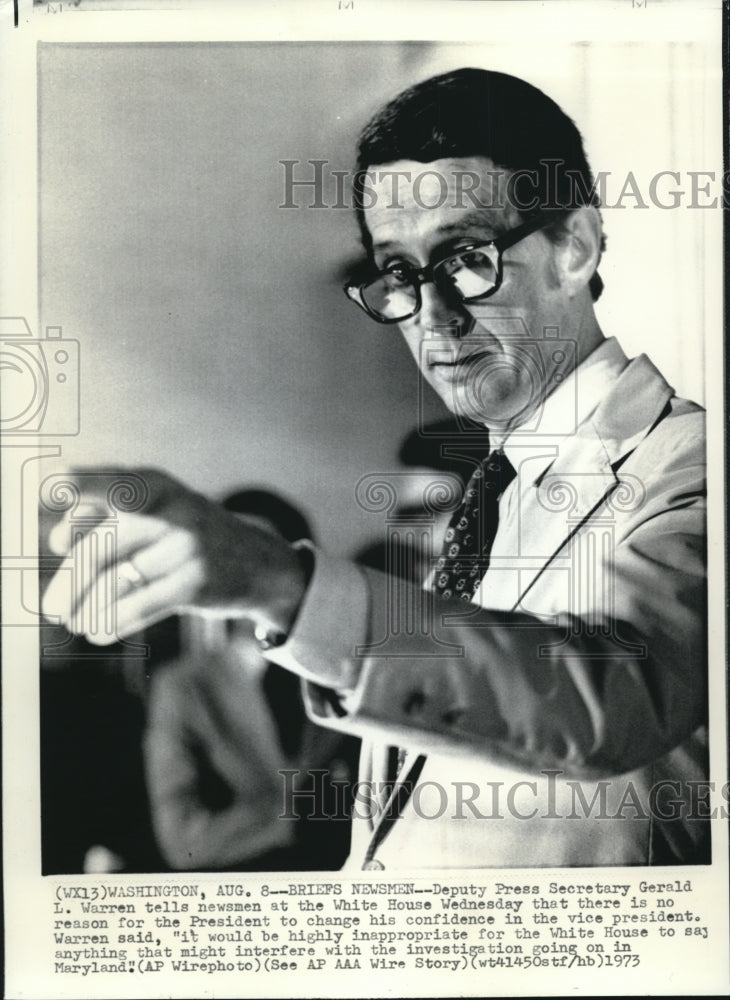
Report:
271,440,707,779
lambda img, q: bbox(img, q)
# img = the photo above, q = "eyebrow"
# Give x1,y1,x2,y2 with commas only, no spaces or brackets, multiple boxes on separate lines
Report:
370,210,507,257
435,210,507,238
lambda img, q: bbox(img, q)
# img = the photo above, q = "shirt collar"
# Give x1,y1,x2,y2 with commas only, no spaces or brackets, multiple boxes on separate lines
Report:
498,337,629,471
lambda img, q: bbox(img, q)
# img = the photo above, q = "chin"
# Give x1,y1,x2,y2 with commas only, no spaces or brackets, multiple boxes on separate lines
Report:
443,384,526,430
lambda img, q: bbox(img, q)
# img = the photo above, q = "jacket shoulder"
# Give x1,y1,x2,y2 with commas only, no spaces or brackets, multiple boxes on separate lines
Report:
640,393,705,466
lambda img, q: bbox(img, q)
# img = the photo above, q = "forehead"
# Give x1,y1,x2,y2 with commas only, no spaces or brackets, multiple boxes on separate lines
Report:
363,156,514,253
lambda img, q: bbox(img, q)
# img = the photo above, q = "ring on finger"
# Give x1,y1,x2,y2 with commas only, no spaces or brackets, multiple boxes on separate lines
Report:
117,558,148,590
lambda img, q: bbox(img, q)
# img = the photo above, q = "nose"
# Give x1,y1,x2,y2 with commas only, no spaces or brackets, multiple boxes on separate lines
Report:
418,283,469,338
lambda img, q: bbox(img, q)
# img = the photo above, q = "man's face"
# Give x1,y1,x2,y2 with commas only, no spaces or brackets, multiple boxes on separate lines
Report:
363,156,577,433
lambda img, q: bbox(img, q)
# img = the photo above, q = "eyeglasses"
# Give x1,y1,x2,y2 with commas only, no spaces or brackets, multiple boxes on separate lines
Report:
344,214,553,324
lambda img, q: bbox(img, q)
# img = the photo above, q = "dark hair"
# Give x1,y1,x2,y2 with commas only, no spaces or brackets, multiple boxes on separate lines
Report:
221,489,313,545
354,67,604,301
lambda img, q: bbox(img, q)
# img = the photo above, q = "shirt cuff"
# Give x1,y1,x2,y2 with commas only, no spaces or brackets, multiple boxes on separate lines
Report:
266,542,369,691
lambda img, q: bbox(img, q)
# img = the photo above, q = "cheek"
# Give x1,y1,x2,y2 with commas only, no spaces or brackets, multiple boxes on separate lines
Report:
462,357,535,410
498,341,550,399
542,242,564,292
490,251,558,325
398,321,425,365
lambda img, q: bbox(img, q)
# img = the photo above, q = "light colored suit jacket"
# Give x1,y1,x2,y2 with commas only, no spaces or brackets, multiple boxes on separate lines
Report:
278,347,707,869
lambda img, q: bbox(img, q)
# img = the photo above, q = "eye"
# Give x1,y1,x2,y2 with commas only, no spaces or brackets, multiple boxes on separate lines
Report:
458,248,486,267
383,261,415,286
435,241,484,269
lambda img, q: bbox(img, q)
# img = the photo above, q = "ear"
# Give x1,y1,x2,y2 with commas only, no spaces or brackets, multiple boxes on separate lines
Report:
554,206,603,297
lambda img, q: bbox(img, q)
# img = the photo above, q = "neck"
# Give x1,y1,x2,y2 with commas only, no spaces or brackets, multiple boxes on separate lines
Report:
572,298,605,368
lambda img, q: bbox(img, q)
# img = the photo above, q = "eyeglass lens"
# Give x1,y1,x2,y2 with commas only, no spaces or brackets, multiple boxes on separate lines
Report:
363,272,418,321
363,246,501,321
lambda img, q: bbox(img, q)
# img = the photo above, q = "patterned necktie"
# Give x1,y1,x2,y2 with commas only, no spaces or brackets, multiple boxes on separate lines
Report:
391,449,517,787
432,449,517,602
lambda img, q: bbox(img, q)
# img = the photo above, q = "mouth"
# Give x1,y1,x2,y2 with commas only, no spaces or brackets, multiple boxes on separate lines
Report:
425,316,502,370
429,347,498,370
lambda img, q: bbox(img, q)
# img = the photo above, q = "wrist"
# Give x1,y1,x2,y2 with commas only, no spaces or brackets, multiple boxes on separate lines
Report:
254,544,314,648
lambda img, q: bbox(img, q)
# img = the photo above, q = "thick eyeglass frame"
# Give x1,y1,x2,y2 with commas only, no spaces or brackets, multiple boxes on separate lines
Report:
344,212,555,324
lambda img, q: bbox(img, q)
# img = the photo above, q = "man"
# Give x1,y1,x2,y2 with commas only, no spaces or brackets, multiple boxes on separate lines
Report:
44,68,707,869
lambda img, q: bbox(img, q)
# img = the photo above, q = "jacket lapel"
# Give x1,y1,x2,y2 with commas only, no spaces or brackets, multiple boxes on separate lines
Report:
484,354,675,608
